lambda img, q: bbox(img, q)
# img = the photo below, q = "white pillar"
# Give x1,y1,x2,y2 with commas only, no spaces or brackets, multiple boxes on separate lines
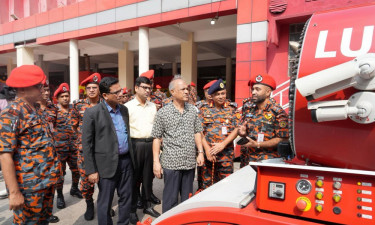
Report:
226,57,232,99
70,39,79,103
172,62,178,75
7,58,16,77
139,27,149,76
181,33,197,84
119,42,134,90
16,46,34,66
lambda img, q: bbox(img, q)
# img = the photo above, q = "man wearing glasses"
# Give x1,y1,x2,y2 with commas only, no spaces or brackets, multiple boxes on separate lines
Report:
82,77,135,225
73,73,102,221
0,65,61,224
125,76,160,224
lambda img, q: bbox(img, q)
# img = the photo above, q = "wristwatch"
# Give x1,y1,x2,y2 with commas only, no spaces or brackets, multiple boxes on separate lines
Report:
257,142,261,149
198,150,204,154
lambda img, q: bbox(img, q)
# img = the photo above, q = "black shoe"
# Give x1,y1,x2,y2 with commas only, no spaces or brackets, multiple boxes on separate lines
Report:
129,212,139,224
136,198,144,209
84,199,95,221
48,215,60,223
110,208,115,217
70,184,83,199
56,189,65,209
150,193,161,205
143,207,161,218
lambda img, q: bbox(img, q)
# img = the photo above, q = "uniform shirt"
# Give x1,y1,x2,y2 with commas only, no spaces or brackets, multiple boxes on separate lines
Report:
73,98,102,134
241,97,288,157
125,97,157,138
151,102,203,170
54,104,79,149
104,101,129,155
162,97,173,107
0,98,61,193
153,90,167,101
199,101,239,162
40,100,58,127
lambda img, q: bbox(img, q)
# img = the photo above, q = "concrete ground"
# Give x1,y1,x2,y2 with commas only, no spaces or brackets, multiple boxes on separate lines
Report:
0,162,240,224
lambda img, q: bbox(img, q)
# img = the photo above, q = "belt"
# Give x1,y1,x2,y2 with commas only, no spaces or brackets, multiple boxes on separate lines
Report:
119,153,129,159
131,138,154,142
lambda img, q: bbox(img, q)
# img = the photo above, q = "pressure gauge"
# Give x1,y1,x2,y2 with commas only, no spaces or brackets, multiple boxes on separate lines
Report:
296,179,312,194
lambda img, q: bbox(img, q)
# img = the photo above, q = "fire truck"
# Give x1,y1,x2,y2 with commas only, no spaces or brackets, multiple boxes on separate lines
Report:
141,3,375,225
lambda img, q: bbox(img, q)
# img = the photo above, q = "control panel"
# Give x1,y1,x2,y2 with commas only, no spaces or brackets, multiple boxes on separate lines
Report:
251,163,375,225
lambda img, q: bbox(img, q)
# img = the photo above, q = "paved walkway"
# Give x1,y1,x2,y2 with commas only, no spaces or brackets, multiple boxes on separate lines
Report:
0,162,240,224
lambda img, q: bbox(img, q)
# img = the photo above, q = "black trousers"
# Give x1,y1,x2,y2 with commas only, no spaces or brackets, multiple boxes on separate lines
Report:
131,139,153,212
97,154,133,225
162,168,195,213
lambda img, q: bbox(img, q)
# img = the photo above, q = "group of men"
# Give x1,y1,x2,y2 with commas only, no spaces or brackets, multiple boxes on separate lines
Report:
0,64,288,225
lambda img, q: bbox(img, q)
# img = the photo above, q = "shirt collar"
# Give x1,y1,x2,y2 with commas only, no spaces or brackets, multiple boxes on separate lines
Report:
104,100,119,113
134,96,149,106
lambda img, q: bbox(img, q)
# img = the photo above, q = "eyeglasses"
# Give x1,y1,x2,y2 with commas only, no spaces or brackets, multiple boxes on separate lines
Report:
108,89,122,96
139,86,152,91
33,83,43,90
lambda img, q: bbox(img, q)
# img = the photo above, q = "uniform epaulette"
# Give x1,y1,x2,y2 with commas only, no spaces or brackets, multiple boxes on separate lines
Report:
242,97,252,104
229,101,238,108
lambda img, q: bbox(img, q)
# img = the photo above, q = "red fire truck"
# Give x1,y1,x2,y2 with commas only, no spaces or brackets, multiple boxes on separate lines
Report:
141,3,375,225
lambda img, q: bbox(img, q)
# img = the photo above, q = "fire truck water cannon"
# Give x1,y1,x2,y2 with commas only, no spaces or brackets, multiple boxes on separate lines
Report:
296,54,375,123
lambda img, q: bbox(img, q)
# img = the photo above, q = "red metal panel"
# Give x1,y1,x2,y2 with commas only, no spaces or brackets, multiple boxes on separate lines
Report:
12,19,24,32
48,7,64,23
96,23,116,35
116,18,137,31
252,0,268,23
78,0,97,16
36,11,50,26
161,8,189,22
63,3,79,20
97,0,116,12
236,42,251,62
188,3,212,17
137,14,162,27
36,36,50,45
78,26,97,38
2,22,13,35
116,0,144,7
23,15,36,29
235,80,251,99
251,41,267,61
63,30,79,39
237,0,253,25
250,60,267,76
236,61,251,80
294,3,375,170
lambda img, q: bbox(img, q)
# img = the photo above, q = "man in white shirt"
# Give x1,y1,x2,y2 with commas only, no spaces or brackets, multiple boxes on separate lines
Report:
125,76,160,224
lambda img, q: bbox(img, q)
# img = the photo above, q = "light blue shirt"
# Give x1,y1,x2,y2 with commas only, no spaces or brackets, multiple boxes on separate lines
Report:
104,101,129,155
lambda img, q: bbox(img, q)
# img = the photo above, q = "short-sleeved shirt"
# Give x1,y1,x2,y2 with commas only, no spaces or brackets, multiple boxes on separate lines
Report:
241,97,289,157
199,101,239,162
0,98,61,193
151,102,203,170
54,104,79,149
125,98,157,138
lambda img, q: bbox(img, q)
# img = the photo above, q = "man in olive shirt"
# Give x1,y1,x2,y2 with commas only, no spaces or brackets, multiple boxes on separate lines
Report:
152,77,204,213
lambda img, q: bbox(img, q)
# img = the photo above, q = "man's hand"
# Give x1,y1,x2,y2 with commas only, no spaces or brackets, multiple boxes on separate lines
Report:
9,191,24,210
238,121,248,137
153,161,163,179
88,172,99,183
196,153,204,166
206,151,217,163
210,142,225,156
244,137,257,148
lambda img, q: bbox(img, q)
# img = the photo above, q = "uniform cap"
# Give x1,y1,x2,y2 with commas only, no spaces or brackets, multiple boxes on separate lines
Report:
80,73,101,86
140,70,154,79
155,84,162,89
208,79,225,95
122,87,128,94
248,74,276,90
79,89,84,94
190,82,196,87
54,83,70,98
203,80,217,90
6,65,46,88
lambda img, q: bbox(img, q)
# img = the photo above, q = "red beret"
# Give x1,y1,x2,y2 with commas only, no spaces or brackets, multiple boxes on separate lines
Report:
190,82,196,87
6,65,46,88
79,89,84,94
80,73,101,86
122,87,128,94
155,84,162,89
248,74,276,90
203,80,217,90
54,83,70,98
140,70,154,79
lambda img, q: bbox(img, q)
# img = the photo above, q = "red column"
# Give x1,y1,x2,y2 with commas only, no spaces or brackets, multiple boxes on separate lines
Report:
235,0,268,106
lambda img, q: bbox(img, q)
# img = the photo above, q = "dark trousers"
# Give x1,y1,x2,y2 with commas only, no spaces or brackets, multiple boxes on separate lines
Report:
97,154,133,225
131,139,153,212
162,168,195,213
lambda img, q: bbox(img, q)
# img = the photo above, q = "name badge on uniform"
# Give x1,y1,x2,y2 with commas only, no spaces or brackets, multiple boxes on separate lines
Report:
257,132,264,142
222,125,228,135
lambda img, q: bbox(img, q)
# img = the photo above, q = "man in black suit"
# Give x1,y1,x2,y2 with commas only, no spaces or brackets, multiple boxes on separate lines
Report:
82,77,135,225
